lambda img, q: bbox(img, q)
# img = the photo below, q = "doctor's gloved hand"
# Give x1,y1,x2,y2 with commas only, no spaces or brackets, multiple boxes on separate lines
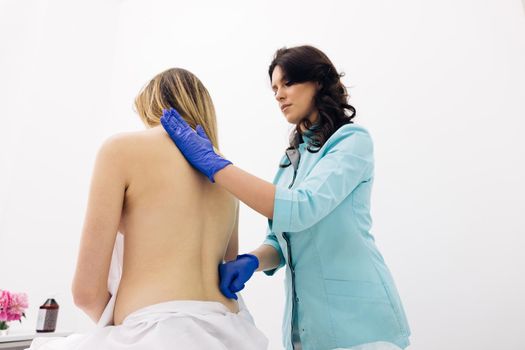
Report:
160,108,232,182
219,254,259,300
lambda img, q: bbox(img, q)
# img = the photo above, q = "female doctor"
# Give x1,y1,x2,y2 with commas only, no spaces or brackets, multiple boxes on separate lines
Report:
160,45,411,350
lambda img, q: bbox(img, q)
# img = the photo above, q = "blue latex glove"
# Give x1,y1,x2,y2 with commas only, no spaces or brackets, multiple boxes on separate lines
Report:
160,108,232,182
219,254,259,300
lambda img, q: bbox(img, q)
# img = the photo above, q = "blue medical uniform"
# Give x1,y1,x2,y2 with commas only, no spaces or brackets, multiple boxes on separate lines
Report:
263,124,411,350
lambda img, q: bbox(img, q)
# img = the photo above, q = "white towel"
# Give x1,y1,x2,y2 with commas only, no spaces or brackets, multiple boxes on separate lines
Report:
97,233,124,327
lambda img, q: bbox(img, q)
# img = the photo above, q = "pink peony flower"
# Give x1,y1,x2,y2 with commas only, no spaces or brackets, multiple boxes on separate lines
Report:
0,290,28,322
7,292,28,321
0,290,11,321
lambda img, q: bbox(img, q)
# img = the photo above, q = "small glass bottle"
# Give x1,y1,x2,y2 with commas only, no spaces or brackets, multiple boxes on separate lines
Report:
36,298,59,333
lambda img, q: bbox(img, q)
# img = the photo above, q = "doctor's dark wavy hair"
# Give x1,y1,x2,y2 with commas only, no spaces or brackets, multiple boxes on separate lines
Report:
268,45,356,167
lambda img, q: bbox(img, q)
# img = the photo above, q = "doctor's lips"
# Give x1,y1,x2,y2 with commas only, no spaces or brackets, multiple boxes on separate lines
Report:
280,103,292,112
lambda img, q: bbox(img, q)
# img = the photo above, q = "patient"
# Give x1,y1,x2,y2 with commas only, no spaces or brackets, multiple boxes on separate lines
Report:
28,68,267,350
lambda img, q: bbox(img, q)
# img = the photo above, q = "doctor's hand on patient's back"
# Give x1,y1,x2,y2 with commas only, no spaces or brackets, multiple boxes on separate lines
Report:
160,108,232,182
219,254,259,300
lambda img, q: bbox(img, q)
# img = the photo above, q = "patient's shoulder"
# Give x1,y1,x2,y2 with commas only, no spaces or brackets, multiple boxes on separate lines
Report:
97,127,184,176
101,131,136,148
93,131,150,175
94,130,163,187
97,132,137,159
99,127,163,156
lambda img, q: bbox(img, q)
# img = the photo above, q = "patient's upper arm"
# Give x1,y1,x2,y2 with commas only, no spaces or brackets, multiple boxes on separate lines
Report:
72,135,128,305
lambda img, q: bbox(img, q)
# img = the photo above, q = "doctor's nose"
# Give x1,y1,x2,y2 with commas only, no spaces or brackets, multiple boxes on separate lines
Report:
275,88,285,101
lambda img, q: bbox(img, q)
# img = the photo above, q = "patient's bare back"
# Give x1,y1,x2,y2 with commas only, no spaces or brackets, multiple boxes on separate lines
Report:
112,126,239,325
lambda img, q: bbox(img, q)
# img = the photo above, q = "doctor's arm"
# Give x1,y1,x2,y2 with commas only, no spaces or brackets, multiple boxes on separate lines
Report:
216,129,374,233
71,136,127,323
161,109,372,231
250,243,282,272
214,166,276,220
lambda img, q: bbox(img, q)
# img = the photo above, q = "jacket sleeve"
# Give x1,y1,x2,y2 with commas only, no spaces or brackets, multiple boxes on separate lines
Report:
262,227,286,276
269,126,374,233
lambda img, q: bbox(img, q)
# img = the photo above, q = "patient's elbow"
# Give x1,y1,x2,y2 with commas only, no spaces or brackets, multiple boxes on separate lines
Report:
72,285,97,309
72,291,92,309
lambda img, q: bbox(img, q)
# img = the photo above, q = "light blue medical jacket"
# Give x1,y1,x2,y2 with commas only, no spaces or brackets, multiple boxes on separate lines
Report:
263,124,411,350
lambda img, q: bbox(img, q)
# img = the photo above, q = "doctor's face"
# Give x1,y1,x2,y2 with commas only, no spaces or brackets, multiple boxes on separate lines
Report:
271,66,318,126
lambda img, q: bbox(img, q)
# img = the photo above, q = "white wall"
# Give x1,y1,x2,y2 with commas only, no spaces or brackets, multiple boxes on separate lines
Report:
1,1,524,349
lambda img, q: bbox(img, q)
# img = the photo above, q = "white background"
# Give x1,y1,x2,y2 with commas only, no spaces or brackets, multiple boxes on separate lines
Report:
1,1,524,349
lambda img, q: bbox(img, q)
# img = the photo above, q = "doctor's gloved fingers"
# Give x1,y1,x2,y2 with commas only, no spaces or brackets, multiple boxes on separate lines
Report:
195,125,209,139
220,285,237,300
219,282,238,300
161,108,176,124
163,107,180,120
219,268,238,299
162,116,188,140
166,107,190,129
229,276,246,293
160,114,177,135
162,108,186,131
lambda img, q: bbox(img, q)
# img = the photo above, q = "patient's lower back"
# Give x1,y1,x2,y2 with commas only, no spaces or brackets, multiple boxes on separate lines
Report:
112,126,238,325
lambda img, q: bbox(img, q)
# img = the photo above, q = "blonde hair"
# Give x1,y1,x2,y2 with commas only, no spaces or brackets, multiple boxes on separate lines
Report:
134,68,219,149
